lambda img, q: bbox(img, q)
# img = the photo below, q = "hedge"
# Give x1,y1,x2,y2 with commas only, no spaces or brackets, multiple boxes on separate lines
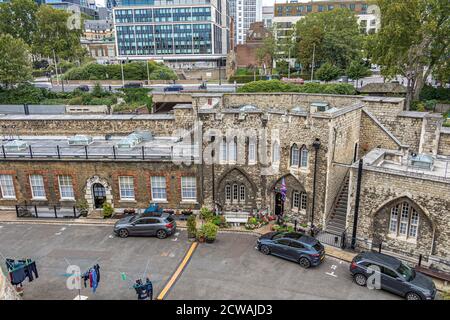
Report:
419,85,450,102
63,61,177,81
237,80,356,95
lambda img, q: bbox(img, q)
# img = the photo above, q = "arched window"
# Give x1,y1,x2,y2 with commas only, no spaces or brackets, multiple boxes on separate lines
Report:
292,191,300,209
389,201,420,239
272,141,280,163
220,137,227,162
300,192,307,210
248,140,256,164
300,145,308,167
232,184,238,201
225,184,231,201
229,137,237,162
290,144,299,167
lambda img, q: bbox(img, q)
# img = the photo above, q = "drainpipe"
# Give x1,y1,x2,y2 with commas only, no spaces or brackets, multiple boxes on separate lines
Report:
351,159,364,249
310,138,321,234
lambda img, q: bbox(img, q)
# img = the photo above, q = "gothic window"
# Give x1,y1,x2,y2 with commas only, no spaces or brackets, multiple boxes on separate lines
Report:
233,184,238,201
229,137,237,162
248,140,256,164
239,185,245,202
290,144,299,167
300,192,307,210
389,202,420,239
225,184,231,201
220,137,227,162
292,191,300,209
272,141,280,163
300,145,308,167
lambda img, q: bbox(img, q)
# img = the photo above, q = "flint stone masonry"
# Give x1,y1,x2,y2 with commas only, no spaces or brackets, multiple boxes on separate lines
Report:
438,129,450,156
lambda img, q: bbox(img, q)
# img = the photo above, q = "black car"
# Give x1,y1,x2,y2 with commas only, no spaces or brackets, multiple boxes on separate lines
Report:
77,85,90,92
124,82,143,88
164,84,184,92
256,232,325,268
350,251,436,300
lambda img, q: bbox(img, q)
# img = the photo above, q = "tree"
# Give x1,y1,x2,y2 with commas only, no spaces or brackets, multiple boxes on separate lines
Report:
369,0,450,109
0,34,32,88
295,8,362,73
316,63,341,82
346,60,372,86
0,0,38,47
256,29,276,73
33,5,85,62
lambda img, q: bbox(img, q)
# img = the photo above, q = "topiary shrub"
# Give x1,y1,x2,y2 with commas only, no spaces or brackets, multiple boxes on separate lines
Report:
187,214,197,239
102,202,114,218
199,207,214,222
201,222,219,243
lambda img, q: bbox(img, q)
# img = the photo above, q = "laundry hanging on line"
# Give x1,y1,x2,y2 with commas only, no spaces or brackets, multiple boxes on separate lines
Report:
81,264,100,293
5,258,39,286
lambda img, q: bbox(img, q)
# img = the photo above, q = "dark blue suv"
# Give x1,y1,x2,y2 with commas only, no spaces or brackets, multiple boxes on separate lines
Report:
257,232,325,268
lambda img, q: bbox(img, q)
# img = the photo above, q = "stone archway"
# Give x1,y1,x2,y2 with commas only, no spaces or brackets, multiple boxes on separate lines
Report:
216,167,257,212
85,176,113,210
269,174,307,222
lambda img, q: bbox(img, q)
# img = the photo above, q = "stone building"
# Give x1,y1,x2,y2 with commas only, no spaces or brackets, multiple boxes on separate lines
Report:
0,92,448,270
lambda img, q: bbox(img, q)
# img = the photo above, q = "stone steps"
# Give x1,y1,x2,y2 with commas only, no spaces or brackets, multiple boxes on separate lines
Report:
326,176,350,234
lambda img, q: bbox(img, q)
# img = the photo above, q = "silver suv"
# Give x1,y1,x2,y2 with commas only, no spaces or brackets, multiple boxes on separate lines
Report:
113,213,176,239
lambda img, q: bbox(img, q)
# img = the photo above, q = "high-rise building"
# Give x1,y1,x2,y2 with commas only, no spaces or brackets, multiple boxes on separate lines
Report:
229,0,262,45
262,6,274,29
113,0,230,68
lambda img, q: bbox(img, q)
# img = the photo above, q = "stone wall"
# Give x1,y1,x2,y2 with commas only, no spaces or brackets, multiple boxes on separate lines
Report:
0,161,201,211
438,129,450,156
347,167,450,270
359,110,403,156
418,114,444,156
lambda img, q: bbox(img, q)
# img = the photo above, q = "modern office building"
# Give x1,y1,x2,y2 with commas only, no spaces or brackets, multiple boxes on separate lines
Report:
44,0,100,19
113,0,230,68
262,5,274,29
228,0,262,45
273,0,380,41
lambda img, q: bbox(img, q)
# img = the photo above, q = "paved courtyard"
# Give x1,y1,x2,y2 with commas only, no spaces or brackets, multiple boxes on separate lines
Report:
0,223,399,300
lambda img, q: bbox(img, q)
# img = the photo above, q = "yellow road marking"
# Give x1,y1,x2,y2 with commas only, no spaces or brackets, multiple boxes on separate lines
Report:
156,241,198,300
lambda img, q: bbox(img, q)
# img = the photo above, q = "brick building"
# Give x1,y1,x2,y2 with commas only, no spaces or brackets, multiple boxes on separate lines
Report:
0,93,448,270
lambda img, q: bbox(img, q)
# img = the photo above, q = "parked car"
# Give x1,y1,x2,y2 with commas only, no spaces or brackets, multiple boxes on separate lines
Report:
76,85,90,92
350,251,436,300
124,82,143,88
164,84,184,92
113,213,176,239
256,231,325,268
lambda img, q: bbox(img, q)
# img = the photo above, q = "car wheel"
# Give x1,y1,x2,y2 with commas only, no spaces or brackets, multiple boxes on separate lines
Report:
354,273,367,286
405,292,421,301
260,245,270,255
299,257,311,268
156,229,167,239
118,229,129,238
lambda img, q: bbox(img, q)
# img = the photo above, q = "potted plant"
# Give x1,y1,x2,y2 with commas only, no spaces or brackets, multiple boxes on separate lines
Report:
187,214,197,239
199,207,213,222
181,208,193,216
202,222,219,243
102,202,114,219
196,228,206,243
76,199,89,217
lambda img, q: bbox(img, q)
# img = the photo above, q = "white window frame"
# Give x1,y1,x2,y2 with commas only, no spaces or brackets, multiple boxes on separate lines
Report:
119,176,135,200
239,185,245,202
272,141,280,164
232,184,238,202
58,175,74,200
291,144,299,167
248,141,256,164
300,192,307,210
0,174,16,199
225,185,231,202
181,177,197,201
389,202,420,240
220,137,228,163
229,138,237,163
300,146,308,167
292,191,300,209
408,209,419,238
29,174,46,199
150,176,167,201
389,205,399,234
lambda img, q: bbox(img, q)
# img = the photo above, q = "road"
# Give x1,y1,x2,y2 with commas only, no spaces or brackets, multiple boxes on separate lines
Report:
33,81,238,93
0,222,400,300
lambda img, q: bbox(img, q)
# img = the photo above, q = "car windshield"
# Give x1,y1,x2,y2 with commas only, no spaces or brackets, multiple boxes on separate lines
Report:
396,263,415,281
312,243,322,251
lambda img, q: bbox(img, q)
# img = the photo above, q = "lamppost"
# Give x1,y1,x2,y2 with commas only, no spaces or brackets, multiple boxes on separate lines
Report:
120,59,125,87
310,138,321,236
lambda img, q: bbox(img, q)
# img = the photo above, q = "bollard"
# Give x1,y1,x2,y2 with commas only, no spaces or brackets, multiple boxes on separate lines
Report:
54,205,57,218
378,243,382,253
418,254,422,267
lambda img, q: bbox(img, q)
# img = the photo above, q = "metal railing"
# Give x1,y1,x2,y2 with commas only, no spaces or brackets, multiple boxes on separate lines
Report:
0,145,200,162
15,204,81,219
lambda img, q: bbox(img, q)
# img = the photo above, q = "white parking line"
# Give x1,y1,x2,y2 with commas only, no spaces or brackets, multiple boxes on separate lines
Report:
55,232,62,236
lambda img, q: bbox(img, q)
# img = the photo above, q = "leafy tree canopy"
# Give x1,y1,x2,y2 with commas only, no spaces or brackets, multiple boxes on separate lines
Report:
0,0,38,47
0,34,32,88
316,62,341,82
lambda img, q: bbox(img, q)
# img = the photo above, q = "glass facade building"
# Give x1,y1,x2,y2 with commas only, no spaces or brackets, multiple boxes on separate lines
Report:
113,0,230,66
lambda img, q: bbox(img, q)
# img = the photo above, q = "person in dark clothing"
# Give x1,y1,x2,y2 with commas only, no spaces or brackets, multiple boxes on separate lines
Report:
145,278,153,300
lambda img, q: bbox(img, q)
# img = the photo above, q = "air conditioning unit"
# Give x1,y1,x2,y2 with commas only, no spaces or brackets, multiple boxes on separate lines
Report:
310,102,330,113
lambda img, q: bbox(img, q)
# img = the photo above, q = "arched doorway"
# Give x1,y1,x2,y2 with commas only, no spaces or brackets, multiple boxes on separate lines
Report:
92,183,106,209
274,192,284,216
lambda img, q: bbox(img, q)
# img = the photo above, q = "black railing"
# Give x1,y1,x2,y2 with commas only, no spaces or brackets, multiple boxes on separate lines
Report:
15,204,81,219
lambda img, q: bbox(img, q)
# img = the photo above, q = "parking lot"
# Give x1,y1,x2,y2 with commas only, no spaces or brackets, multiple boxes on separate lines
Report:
0,223,399,300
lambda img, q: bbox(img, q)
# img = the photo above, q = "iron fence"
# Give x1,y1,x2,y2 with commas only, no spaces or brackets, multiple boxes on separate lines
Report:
15,204,81,219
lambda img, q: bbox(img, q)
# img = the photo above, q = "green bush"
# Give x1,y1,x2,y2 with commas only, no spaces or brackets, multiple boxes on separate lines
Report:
228,75,265,83
117,87,152,111
237,80,356,95
201,222,219,240
102,202,114,218
419,85,450,102
187,214,197,238
199,207,214,222
315,63,341,82
63,61,177,81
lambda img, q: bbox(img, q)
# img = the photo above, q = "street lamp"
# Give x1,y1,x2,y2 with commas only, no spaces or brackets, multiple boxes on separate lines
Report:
310,138,321,236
